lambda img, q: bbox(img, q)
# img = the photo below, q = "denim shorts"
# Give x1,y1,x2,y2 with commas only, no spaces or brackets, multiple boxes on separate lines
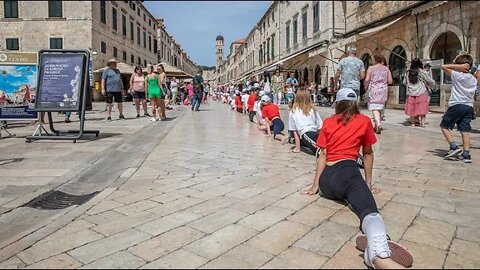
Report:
132,91,146,100
440,104,474,132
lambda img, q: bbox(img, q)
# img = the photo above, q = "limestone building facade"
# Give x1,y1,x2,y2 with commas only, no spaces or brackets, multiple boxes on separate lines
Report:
0,0,197,75
215,0,480,112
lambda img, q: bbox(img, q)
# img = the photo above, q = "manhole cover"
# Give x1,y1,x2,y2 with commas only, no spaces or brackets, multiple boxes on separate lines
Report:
22,190,99,210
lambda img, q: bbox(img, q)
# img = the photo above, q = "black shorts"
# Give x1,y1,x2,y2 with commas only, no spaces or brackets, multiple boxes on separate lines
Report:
106,92,123,103
269,118,285,136
132,91,146,100
440,104,474,132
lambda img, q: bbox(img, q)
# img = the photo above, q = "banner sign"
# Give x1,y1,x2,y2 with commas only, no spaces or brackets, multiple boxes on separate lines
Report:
35,53,86,111
0,52,39,120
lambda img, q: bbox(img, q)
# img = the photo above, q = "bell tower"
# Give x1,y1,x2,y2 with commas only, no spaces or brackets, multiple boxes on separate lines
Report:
215,34,224,69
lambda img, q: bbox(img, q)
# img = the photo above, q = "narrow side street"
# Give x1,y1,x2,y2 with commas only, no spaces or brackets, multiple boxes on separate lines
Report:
0,101,479,269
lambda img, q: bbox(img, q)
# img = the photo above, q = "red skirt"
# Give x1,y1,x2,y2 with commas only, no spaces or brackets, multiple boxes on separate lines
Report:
405,92,429,117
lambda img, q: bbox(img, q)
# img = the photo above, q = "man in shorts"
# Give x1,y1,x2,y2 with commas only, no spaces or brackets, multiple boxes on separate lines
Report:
335,46,365,100
101,58,125,121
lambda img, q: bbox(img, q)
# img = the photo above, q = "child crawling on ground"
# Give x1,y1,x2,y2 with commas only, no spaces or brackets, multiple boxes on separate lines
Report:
261,95,288,144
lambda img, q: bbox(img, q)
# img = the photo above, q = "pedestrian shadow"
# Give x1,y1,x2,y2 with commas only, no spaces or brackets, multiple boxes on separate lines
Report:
0,158,24,166
162,117,177,121
194,109,211,112
470,129,480,134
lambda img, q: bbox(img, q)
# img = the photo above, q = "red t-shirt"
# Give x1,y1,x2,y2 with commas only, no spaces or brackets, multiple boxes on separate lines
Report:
261,104,280,121
317,114,377,162
247,93,256,112
235,96,243,109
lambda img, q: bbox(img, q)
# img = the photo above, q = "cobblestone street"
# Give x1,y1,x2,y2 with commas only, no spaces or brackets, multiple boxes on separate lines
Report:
0,101,479,269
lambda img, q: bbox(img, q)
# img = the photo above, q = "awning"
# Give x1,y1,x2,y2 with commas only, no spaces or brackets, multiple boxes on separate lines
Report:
357,15,406,38
93,62,136,74
412,1,447,15
254,41,327,76
142,62,193,78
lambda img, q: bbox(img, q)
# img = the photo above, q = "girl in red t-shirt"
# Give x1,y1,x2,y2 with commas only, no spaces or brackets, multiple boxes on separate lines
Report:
302,88,412,269
260,95,288,144
234,91,243,113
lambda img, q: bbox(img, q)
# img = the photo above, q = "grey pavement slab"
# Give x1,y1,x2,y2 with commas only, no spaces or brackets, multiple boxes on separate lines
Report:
0,102,479,269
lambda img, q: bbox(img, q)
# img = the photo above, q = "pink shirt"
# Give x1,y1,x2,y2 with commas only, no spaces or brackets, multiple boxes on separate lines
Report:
187,84,194,97
367,64,389,104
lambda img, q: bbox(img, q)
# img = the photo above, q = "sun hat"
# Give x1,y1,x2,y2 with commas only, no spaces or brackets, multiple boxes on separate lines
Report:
106,58,117,66
259,90,265,96
261,95,271,103
335,88,357,102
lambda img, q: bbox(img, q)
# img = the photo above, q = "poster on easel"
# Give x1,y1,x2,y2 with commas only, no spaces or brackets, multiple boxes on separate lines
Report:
0,52,39,120
35,53,86,112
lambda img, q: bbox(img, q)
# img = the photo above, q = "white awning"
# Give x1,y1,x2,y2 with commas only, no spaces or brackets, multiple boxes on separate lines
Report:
412,1,447,15
357,15,406,38
254,42,327,76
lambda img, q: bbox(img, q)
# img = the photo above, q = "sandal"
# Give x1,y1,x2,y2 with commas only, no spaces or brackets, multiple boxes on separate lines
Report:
355,235,413,268
292,148,301,153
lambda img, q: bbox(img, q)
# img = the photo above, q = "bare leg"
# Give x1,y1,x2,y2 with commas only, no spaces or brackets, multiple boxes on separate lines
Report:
274,133,284,142
373,110,382,129
293,131,301,153
419,114,426,127
441,127,454,143
107,104,113,118
158,99,166,118
410,116,416,127
134,99,140,115
118,102,123,116
461,132,470,151
150,99,157,118
142,100,148,114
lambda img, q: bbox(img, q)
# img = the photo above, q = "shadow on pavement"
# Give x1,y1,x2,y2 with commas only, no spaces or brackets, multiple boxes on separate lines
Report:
0,158,25,166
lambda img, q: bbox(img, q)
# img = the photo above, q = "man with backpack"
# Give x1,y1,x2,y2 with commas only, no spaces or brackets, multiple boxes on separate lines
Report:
192,70,204,111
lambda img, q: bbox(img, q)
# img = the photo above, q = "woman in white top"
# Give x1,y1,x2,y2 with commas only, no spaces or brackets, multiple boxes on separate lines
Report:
288,89,323,154
129,66,149,118
170,76,179,105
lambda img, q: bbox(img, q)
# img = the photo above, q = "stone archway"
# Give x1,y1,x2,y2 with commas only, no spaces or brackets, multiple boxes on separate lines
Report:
389,45,408,104
314,65,321,86
303,67,309,85
423,23,466,60
430,31,462,64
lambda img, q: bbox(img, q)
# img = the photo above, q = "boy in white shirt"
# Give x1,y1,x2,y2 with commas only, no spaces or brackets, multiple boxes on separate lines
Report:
441,53,478,163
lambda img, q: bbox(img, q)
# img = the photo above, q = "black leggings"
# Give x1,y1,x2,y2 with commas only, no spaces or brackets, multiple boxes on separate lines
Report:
249,111,256,122
301,131,319,154
319,160,378,223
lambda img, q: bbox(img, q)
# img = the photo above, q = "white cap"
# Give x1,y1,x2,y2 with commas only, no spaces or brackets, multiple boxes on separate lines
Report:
347,46,357,53
259,90,265,96
235,90,240,95
335,88,357,102
254,83,260,88
261,95,271,103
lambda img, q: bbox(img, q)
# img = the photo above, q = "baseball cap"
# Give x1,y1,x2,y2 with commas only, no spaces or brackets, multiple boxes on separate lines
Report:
259,90,265,96
235,90,240,95
253,83,260,88
335,88,357,102
261,95,270,103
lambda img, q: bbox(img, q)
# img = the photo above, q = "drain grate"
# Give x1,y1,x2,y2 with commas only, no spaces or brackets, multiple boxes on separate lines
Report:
22,190,99,210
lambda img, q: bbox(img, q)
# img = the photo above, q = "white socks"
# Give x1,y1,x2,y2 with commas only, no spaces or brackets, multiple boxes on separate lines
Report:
362,213,391,267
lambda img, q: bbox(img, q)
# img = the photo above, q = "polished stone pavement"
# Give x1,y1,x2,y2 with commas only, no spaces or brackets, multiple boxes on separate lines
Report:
0,100,479,269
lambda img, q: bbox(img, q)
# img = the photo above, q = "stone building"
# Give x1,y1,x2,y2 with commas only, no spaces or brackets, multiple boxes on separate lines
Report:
0,0,197,76
344,0,480,111
156,18,197,76
215,0,479,112
214,1,345,89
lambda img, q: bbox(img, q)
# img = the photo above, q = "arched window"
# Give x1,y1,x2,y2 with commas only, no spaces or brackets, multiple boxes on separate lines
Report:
389,45,407,103
314,65,321,86
430,31,462,65
388,46,407,86
294,70,299,80
303,67,309,85
361,53,372,71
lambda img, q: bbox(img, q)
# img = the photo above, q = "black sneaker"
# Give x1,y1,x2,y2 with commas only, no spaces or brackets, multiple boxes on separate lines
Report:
119,114,126,120
460,154,472,163
136,114,140,118
107,117,112,122
444,147,462,159
144,113,151,117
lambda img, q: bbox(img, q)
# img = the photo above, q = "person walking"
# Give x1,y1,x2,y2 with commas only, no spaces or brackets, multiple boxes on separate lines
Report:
364,53,393,134
145,65,163,121
285,73,298,103
129,65,150,118
192,70,204,111
101,58,125,121
404,58,436,127
155,64,167,119
272,70,284,105
334,46,365,99
170,76,179,105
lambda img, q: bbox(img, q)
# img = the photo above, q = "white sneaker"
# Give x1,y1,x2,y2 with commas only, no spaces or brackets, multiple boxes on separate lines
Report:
150,117,157,122
364,234,391,268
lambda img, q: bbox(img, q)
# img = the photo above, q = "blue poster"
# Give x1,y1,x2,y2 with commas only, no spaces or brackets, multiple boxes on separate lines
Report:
0,53,39,120
36,53,85,111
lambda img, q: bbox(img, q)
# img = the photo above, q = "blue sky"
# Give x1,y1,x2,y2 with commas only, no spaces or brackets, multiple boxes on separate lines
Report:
144,1,271,67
